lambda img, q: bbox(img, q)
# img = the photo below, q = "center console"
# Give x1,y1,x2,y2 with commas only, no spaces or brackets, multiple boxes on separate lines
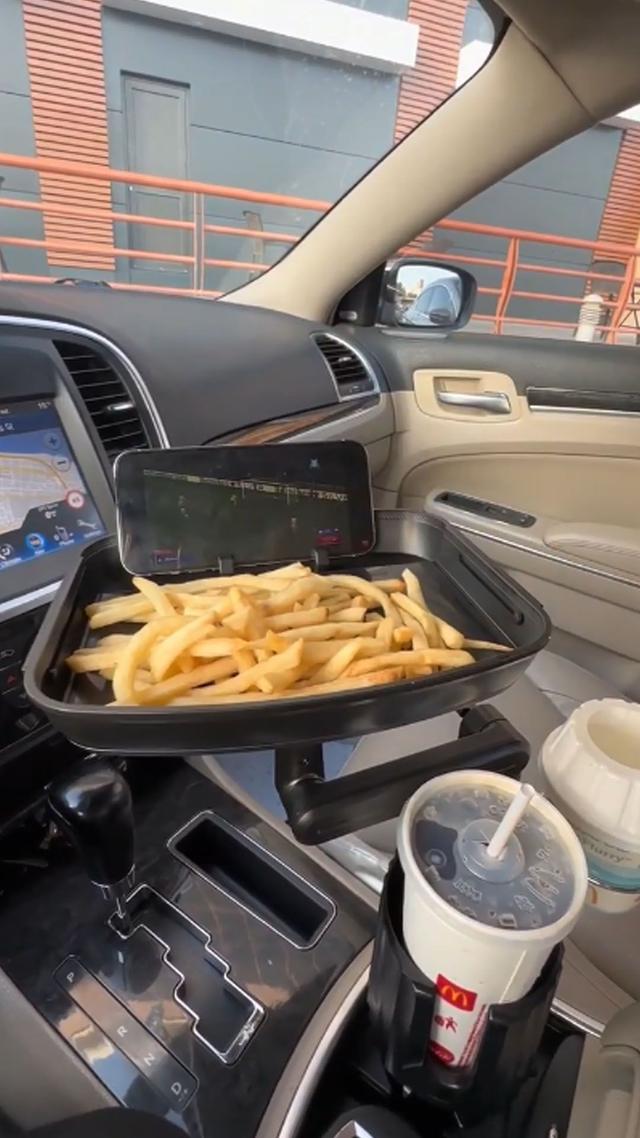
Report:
0,755,376,1137
0,731,589,1138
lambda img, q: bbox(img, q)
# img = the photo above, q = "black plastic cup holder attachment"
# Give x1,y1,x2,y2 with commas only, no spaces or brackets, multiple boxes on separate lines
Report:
367,859,563,1121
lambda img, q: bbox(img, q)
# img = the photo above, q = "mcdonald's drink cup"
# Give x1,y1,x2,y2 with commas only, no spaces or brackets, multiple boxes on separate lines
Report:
397,770,588,1068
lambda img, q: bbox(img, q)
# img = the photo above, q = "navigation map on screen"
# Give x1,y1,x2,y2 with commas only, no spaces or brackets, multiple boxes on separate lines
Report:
0,399,104,570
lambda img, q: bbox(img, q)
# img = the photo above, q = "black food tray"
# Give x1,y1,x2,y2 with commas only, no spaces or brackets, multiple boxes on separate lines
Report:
23,512,550,754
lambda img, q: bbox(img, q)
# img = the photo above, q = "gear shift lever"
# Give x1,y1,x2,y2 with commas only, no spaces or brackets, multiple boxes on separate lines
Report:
48,758,135,928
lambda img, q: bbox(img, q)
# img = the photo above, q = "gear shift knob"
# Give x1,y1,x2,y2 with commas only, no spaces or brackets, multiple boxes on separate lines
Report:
48,758,135,923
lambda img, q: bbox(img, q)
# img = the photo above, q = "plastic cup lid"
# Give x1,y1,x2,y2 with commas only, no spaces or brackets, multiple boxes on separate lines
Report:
411,779,579,931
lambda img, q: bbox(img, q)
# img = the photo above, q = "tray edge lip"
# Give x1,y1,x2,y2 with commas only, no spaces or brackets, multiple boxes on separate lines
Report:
23,519,551,723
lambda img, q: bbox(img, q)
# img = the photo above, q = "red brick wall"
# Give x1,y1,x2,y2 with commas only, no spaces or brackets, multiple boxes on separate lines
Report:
395,0,467,250
597,126,640,255
22,0,113,268
395,0,467,141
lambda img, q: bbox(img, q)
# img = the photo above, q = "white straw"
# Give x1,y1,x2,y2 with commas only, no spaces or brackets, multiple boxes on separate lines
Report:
486,783,537,860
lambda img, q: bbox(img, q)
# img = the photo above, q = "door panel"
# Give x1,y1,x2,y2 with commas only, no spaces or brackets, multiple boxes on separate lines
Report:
413,369,520,422
427,502,640,664
402,453,640,528
543,522,640,575
352,327,640,690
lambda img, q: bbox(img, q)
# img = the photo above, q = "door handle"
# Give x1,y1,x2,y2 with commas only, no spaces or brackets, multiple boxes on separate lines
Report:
436,390,511,414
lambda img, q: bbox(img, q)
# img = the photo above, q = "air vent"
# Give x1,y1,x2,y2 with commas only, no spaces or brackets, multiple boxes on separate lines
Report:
55,339,150,461
313,333,377,400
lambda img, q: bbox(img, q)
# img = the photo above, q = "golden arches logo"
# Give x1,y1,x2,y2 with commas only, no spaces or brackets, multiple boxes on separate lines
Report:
436,975,477,1011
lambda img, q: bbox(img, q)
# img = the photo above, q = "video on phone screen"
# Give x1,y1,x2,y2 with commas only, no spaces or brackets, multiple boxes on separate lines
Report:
141,456,356,570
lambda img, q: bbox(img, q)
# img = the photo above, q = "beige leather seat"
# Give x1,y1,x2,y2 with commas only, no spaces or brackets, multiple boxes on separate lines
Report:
333,650,640,1010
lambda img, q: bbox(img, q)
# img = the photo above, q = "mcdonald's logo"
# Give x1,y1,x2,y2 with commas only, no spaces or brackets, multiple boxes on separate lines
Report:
429,1041,455,1066
436,974,478,1011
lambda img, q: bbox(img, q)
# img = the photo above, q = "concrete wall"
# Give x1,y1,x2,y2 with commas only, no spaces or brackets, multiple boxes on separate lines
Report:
339,0,409,16
440,125,623,330
0,0,46,278
462,0,492,41
101,5,401,291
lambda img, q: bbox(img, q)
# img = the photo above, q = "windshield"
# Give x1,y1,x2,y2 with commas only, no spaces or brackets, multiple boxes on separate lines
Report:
0,0,492,299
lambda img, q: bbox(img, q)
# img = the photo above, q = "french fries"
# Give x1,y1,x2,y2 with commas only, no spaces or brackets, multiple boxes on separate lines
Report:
149,612,215,681
463,638,513,653
112,616,182,703
265,606,328,630
131,576,175,617
345,649,474,677
173,667,406,704
67,563,511,707
311,639,362,684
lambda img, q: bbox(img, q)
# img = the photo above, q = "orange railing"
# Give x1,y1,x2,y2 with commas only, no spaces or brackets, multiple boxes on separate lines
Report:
424,219,640,342
1,151,640,341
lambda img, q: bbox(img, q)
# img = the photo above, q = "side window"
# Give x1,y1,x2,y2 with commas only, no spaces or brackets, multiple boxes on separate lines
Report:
387,1,640,346
418,118,640,345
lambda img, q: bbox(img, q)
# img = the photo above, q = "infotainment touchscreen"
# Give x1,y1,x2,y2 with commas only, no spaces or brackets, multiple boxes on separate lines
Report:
0,399,105,571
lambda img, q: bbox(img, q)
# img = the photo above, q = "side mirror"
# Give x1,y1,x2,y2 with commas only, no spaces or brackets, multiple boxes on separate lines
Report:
380,258,476,332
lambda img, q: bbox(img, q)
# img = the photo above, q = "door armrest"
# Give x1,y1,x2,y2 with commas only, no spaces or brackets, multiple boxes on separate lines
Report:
545,523,640,576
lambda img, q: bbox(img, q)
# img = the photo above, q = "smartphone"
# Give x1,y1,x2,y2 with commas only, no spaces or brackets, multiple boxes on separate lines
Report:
114,441,375,575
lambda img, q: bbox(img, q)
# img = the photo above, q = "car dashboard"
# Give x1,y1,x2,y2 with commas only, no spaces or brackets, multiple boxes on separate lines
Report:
0,286,392,782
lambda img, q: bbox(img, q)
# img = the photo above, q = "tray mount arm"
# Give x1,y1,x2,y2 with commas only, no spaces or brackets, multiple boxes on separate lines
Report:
275,705,529,845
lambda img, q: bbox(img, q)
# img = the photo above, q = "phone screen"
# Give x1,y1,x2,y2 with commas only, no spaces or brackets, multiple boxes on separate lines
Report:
115,442,375,574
